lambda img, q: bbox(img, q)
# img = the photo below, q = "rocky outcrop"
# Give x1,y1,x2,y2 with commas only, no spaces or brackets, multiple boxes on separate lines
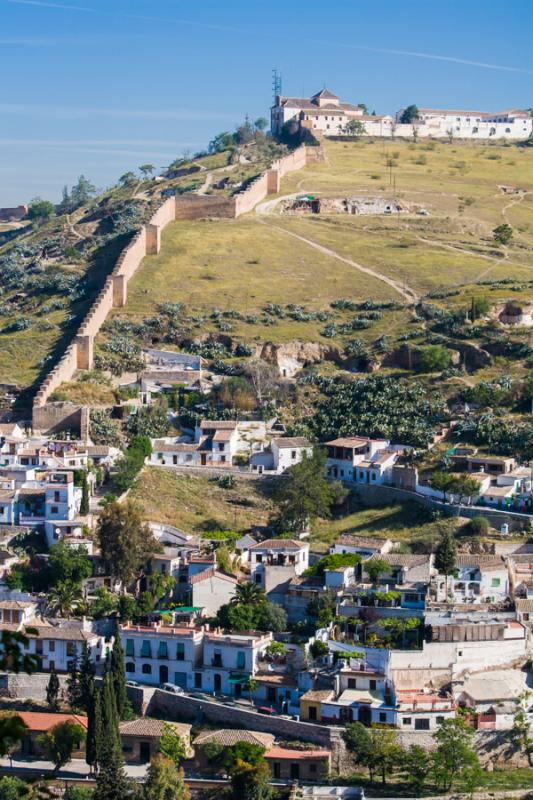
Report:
255,341,344,377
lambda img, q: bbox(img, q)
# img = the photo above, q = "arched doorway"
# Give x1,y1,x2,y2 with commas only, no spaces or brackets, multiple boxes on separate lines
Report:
159,665,168,684
214,673,222,693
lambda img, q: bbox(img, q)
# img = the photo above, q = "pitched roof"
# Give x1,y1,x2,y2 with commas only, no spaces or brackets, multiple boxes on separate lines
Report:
300,689,334,702
200,420,238,430
249,538,307,551
193,729,275,748
119,718,191,738
455,555,506,571
190,567,238,585
312,89,339,100
265,746,330,760
18,712,87,731
272,437,310,449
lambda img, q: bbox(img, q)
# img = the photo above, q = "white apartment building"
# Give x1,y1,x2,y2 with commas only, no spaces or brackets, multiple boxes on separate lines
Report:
120,623,272,695
21,621,109,673
249,539,310,601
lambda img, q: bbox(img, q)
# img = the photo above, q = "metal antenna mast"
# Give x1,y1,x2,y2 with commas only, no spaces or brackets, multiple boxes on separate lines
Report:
272,69,282,104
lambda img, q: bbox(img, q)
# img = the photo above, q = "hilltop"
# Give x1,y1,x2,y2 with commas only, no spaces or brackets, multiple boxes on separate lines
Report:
0,129,284,402
85,136,533,384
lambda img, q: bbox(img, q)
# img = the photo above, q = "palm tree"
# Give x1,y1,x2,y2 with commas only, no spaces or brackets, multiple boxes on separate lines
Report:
231,582,265,606
47,582,82,619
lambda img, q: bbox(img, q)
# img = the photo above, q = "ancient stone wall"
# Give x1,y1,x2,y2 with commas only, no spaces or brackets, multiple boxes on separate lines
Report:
32,145,318,421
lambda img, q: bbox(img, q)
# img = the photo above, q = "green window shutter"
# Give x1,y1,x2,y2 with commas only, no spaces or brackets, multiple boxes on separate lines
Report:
141,641,152,658
236,651,246,669
158,641,168,659
125,640,134,657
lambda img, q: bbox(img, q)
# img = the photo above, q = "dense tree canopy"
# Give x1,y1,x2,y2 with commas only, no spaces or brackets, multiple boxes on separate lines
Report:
310,375,445,447
97,500,159,585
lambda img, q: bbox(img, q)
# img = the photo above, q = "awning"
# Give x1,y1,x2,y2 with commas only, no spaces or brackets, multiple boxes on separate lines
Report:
228,675,249,684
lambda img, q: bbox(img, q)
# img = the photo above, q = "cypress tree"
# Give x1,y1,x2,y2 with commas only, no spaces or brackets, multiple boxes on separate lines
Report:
79,642,95,712
110,633,127,720
95,673,129,800
46,668,60,711
66,654,82,710
80,473,90,516
86,680,99,773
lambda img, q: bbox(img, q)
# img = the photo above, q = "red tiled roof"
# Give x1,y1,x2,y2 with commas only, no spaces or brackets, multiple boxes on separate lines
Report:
265,747,330,760
18,712,88,731
190,567,238,585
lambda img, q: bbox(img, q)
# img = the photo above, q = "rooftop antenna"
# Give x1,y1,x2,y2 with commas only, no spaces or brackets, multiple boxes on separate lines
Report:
272,69,282,104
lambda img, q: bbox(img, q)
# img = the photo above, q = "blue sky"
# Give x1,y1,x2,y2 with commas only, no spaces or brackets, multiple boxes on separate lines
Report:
0,0,531,205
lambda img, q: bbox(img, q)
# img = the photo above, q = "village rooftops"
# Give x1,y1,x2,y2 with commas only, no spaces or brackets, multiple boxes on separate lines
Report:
27,624,98,642
455,554,507,571
325,436,370,448
299,689,335,702
18,712,88,731
193,729,275,748
189,567,238,585
272,437,310,448
249,539,308,552
152,441,199,453
336,688,385,706
266,746,331,760
199,420,238,430
119,718,191,738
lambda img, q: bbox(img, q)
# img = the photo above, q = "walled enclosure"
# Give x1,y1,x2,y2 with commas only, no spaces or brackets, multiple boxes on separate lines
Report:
32,145,319,427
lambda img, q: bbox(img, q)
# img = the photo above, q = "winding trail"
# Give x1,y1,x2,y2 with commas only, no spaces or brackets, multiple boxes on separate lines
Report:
65,213,84,241
258,217,418,303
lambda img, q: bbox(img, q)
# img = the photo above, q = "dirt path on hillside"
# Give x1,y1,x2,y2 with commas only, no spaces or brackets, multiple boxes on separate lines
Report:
197,172,213,195
258,218,418,303
66,214,84,241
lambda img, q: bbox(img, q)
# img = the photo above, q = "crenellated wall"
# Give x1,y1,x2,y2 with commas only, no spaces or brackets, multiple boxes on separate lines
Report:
32,145,319,422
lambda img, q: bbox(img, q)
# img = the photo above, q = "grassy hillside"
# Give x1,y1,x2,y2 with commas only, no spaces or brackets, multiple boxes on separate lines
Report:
131,466,488,552
0,140,278,398
98,137,533,361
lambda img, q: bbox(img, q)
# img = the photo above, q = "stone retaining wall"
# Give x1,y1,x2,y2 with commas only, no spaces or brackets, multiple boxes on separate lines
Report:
32,145,317,424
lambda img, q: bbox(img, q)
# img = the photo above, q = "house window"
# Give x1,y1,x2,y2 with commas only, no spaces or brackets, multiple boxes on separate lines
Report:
51,506,58,514
213,650,223,667
415,718,430,730
158,642,168,659
125,640,134,657
54,491,60,502
491,578,501,588
142,664,152,675
126,662,135,673
49,641,55,653
379,712,387,723
309,763,317,774
348,678,356,689
236,651,246,669
291,451,297,459
140,641,152,658
436,716,445,724
176,643,185,661
194,672,202,689
369,680,376,690
66,642,76,657
402,717,412,725
273,763,281,778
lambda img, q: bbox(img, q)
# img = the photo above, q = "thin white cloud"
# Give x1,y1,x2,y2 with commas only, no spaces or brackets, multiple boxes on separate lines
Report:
7,0,94,10
0,103,238,121
323,42,533,76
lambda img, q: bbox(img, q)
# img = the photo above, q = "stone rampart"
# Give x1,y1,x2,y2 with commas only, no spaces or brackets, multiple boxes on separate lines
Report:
32,145,318,420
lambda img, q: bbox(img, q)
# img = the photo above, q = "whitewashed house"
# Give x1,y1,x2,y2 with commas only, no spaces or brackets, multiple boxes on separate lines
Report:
331,534,393,558
250,437,312,474
249,539,309,602
325,437,402,484
436,555,510,604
